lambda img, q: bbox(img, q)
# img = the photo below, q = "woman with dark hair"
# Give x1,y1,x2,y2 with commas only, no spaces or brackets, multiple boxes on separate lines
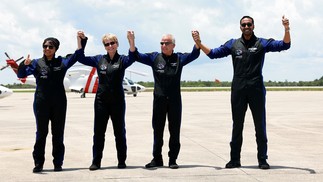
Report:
17,31,87,173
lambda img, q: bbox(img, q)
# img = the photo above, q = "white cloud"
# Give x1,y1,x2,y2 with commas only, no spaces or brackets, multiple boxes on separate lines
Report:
1,0,323,84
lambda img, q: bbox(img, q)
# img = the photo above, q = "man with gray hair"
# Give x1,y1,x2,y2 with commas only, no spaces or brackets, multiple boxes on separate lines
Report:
130,32,200,169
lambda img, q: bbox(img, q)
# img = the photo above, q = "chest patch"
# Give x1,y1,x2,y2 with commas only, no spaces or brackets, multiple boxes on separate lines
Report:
248,47,258,52
170,62,177,67
40,68,48,79
53,67,62,71
100,64,107,70
235,49,243,56
112,64,120,69
157,60,166,70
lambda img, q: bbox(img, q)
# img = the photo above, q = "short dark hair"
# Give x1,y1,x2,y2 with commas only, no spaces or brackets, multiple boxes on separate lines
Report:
240,16,254,24
43,37,60,50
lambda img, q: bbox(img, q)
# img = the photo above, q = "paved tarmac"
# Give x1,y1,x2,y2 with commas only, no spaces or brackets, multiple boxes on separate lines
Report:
0,91,323,182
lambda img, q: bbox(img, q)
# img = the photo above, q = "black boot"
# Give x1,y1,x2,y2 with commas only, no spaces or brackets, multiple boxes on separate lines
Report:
258,159,270,169
145,158,164,168
33,164,43,173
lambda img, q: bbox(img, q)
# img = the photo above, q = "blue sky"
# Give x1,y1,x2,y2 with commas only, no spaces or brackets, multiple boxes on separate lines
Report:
1,0,323,84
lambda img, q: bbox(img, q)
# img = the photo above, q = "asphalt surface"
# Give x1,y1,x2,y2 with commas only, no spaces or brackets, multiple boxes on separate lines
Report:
0,91,322,182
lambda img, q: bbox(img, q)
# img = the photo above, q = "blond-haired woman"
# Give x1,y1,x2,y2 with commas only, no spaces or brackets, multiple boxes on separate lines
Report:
78,31,136,170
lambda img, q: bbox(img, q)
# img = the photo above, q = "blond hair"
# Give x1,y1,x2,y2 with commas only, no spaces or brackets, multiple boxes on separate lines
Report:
102,33,119,45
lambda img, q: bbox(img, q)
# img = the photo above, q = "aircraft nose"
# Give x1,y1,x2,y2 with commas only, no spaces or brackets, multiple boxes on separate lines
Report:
4,89,13,96
137,86,145,91
0,87,13,98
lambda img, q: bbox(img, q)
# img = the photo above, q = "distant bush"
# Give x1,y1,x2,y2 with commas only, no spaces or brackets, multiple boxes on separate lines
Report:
2,83,35,89
137,76,323,87
4,76,323,88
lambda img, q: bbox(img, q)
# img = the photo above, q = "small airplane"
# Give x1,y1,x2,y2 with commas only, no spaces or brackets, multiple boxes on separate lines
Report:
0,53,20,99
0,85,13,99
64,65,146,98
0,53,24,71
4,53,146,98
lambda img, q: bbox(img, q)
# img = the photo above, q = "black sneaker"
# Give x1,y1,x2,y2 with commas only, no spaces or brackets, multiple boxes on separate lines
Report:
225,160,241,168
258,160,270,169
118,162,127,169
168,162,179,169
33,164,43,173
89,163,101,171
145,158,164,168
54,166,62,172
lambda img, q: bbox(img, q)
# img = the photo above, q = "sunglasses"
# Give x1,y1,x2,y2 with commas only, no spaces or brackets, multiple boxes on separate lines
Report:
43,45,54,49
104,42,116,47
160,42,172,46
241,23,253,27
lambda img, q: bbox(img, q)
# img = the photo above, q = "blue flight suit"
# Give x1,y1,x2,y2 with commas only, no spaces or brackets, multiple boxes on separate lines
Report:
207,34,290,161
17,46,86,167
132,46,200,162
78,51,135,166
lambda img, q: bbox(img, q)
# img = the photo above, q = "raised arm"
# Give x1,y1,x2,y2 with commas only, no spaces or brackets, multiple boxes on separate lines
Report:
77,30,87,50
282,15,291,43
17,54,34,78
191,30,211,55
127,30,136,52
63,31,88,68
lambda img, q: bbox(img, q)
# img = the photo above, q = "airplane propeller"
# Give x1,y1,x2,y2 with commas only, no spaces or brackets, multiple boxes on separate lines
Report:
0,52,24,71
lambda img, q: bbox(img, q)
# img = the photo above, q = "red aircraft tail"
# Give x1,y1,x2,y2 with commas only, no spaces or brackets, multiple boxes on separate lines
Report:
5,56,26,83
84,67,98,93
6,59,19,74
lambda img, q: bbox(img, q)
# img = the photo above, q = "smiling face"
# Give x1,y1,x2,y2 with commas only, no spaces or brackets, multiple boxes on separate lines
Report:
240,17,254,38
42,40,57,60
103,39,118,54
160,34,175,56
102,33,119,55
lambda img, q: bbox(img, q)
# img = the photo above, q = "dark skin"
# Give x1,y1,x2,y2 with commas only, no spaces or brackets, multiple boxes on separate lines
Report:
191,15,291,54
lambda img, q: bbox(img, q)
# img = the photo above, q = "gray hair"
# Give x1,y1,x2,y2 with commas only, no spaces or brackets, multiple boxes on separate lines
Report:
162,34,175,44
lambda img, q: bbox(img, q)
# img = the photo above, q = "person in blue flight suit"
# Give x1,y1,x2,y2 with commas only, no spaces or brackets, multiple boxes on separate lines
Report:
192,15,291,169
130,32,200,169
77,31,136,170
17,31,87,173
